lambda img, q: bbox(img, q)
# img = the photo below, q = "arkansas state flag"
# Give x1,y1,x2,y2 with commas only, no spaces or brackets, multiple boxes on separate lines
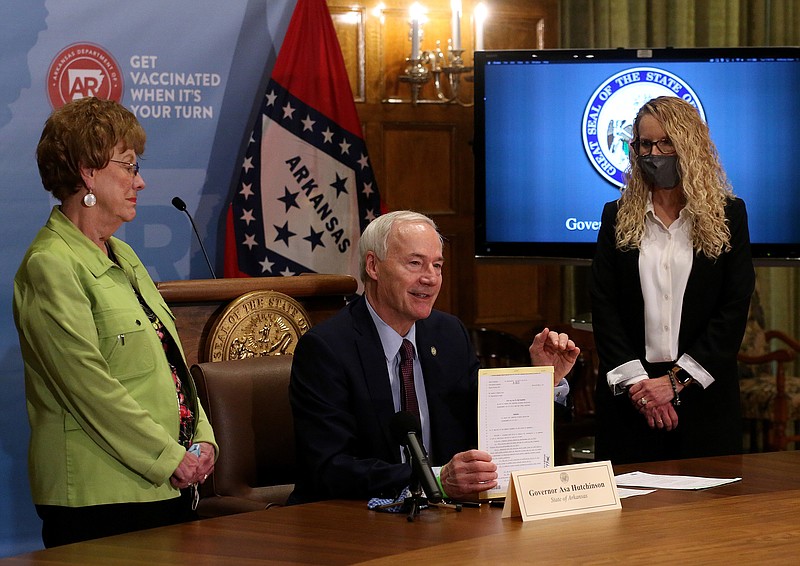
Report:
224,0,381,280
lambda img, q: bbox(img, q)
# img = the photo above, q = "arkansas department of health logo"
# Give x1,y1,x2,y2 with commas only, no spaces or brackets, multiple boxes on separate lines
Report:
47,43,123,109
582,67,705,187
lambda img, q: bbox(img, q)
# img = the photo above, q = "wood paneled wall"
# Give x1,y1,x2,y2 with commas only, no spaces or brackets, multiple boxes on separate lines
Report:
329,0,562,341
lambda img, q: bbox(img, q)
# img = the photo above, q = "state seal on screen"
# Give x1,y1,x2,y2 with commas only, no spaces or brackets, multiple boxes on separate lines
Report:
581,67,705,188
206,290,311,362
47,43,123,109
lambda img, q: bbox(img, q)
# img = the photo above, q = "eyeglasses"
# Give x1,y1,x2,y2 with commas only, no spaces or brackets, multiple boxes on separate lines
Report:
109,159,141,177
630,138,676,156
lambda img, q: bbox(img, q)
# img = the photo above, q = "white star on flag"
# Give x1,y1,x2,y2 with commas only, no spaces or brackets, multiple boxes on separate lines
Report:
242,233,258,249
259,257,274,273
242,156,254,173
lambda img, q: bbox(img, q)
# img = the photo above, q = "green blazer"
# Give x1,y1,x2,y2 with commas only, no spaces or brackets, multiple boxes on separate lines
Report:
14,207,217,507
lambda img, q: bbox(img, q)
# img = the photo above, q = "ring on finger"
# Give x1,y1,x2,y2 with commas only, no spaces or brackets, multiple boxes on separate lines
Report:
640,397,648,406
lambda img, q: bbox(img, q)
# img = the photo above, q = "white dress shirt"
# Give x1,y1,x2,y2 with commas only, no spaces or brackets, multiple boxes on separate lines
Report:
606,196,714,394
365,298,432,459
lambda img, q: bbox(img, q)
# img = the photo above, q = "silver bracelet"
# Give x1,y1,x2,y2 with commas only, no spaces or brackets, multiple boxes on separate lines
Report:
667,369,681,406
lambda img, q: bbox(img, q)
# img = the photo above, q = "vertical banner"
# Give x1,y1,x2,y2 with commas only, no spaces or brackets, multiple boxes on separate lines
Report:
225,0,381,282
0,0,296,556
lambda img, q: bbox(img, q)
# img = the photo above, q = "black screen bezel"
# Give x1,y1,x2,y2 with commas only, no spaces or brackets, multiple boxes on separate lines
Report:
473,46,800,265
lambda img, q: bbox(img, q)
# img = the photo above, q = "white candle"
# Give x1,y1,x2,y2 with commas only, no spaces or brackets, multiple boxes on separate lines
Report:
410,3,423,60
451,0,462,51
474,2,487,51
411,19,420,59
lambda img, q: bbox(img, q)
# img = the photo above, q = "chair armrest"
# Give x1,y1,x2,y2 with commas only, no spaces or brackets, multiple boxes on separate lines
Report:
765,330,800,352
738,349,795,365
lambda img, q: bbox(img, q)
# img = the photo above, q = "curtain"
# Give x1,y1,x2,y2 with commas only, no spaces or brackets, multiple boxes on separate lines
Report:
560,0,800,48
559,0,800,346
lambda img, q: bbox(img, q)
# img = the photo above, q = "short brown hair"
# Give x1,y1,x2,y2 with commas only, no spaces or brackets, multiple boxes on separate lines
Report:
36,97,145,201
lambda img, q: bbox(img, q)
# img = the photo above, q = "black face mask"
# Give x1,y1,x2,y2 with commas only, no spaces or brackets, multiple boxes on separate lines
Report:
638,155,681,189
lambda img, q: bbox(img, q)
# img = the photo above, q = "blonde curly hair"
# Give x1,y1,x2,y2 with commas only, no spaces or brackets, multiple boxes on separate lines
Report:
615,96,734,259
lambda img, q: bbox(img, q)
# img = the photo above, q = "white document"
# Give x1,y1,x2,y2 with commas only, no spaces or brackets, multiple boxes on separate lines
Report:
478,366,554,499
614,471,742,490
617,488,656,499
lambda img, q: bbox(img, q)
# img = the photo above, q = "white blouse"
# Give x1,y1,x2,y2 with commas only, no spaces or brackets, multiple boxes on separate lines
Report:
605,197,714,394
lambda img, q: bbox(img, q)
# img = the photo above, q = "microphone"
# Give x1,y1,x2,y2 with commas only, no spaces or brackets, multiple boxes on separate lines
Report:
171,197,217,279
389,411,442,503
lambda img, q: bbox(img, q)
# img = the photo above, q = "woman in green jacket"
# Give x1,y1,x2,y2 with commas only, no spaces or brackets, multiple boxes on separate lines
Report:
13,97,217,547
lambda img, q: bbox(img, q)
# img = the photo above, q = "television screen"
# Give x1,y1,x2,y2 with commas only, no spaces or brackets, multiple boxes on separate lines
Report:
474,47,800,263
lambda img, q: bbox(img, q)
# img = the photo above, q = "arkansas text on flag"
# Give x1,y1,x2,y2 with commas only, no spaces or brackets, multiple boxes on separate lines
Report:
224,0,381,279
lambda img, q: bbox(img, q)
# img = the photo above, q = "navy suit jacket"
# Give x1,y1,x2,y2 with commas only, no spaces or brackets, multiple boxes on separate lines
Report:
591,197,755,463
288,295,479,503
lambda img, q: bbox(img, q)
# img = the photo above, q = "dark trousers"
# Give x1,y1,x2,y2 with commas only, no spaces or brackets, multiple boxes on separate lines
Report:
36,489,197,548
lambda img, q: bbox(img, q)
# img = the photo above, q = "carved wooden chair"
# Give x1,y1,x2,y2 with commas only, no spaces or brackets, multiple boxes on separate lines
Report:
738,329,800,452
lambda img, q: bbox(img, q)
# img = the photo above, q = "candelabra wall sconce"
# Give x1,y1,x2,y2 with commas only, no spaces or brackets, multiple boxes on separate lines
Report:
400,41,473,106
393,1,487,106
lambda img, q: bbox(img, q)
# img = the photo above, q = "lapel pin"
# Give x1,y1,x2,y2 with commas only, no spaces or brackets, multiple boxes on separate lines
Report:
430,346,437,356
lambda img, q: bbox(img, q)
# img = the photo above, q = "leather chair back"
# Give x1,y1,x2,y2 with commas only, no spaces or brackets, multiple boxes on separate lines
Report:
190,355,295,516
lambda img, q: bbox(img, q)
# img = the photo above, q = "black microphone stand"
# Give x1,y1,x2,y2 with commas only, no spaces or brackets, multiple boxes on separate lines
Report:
171,197,217,279
374,448,461,519
400,448,462,521
375,448,432,520
402,471,427,522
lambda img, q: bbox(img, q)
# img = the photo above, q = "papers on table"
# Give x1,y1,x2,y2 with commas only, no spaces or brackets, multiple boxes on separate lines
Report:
617,488,656,499
614,471,741,490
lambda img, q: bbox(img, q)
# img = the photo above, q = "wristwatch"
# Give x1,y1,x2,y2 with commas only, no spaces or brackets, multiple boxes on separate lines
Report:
670,365,693,386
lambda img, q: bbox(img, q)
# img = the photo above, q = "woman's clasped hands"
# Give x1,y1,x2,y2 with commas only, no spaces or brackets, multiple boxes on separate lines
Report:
627,377,679,431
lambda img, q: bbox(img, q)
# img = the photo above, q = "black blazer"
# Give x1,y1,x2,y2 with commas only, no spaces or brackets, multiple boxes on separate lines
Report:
591,197,755,463
288,295,479,503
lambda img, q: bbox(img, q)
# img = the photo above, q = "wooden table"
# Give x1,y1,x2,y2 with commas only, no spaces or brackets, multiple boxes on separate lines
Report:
3,451,799,565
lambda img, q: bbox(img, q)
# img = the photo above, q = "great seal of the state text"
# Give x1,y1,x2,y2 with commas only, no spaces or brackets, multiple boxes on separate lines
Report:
206,290,311,361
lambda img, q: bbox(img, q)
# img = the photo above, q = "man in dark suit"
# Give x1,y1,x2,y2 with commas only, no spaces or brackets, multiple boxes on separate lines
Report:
289,211,579,504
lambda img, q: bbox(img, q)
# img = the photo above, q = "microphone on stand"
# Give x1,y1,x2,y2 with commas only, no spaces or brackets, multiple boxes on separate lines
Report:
389,411,442,503
171,197,217,279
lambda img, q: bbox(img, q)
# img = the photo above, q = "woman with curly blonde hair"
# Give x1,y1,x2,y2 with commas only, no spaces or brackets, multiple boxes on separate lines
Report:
591,96,755,464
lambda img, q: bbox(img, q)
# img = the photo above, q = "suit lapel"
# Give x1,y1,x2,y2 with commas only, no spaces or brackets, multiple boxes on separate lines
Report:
415,319,443,401
350,297,400,459
415,319,448,459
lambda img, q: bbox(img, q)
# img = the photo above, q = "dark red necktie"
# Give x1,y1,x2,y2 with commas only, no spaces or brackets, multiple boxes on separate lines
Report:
399,339,419,416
